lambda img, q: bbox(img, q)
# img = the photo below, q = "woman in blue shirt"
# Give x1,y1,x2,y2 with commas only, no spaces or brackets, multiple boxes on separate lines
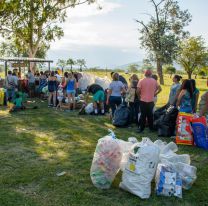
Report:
67,73,76,110
176,80,193,113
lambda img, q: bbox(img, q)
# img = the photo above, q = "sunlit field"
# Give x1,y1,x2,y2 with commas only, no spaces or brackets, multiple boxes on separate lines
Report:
0,71,207,206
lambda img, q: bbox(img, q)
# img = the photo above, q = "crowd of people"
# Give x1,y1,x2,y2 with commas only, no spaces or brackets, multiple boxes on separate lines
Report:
2,69,208,131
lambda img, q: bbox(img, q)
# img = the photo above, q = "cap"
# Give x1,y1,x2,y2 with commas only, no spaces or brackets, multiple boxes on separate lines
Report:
144,69,152,77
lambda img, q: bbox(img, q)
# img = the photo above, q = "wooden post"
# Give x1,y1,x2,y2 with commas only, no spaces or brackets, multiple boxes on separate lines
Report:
5,61,8,77
48,62,51,71
28,61,30,72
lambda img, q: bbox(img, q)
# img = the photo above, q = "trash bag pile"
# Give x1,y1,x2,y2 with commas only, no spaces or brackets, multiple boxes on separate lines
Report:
78,73,111,91
95,76,111,90
78,73,96,91
90,131,197,200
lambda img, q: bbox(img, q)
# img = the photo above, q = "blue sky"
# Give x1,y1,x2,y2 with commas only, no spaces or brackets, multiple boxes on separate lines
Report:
47,0,208,68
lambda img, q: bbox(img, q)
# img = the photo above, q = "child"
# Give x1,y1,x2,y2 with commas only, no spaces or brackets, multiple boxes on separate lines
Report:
57,84,64,110
10,93,25,112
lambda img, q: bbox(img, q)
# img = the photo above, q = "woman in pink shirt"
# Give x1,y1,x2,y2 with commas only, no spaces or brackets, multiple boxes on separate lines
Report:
137,70,160,133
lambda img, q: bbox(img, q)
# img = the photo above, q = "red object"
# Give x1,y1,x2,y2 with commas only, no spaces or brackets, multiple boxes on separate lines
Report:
144,69,152,76
176,113,194,145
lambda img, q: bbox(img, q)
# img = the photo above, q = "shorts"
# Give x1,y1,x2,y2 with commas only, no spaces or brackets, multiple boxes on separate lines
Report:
57,97,63,102
67,90,75,95
93,90,105,102
29,83,35,90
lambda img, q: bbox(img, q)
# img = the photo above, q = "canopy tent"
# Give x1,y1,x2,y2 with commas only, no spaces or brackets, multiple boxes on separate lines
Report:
0,57,53,77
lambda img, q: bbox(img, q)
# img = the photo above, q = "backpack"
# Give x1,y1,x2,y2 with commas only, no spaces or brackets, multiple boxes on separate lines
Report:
112,104,130,127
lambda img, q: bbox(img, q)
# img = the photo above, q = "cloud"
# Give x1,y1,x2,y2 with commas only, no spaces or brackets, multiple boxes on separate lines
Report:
51,15,139,51
67,0,122,18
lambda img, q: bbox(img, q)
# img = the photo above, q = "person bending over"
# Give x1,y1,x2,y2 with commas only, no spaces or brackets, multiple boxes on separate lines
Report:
86,84,105,115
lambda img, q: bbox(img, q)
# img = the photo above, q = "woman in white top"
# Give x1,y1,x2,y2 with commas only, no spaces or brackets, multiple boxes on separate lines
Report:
106,73,125,116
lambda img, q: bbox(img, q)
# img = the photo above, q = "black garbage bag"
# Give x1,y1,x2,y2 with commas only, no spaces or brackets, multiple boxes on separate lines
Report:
156,106,178,137
158,125,172,137
154,104,169,121
112,104,130,127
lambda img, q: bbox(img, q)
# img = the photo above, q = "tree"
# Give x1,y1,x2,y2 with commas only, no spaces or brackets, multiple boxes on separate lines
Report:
136,0,192,84
0,0,96,72
57,59,67,74
67,58,75,72
127,64,139,73
76,59,86,72
141,58,155,72
0,40,26,57
164,64,176,78
177,36,208,79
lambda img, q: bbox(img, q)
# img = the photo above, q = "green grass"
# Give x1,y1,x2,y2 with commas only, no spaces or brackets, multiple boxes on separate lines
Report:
0,72,208,206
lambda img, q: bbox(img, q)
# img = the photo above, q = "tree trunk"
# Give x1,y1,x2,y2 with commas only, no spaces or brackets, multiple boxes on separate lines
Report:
29,52,36,73
156,58,164,85
188,72,192,79
70,65,73,73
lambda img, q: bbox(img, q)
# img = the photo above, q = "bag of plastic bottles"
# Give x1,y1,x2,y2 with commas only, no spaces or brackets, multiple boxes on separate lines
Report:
85,103,94,114
90,130,122,189
155,162,182,198
172,162,197,190
119,138,160,199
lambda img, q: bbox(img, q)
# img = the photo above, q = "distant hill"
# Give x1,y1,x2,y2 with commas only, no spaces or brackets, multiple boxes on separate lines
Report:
113,61,143,70
113,61,182,70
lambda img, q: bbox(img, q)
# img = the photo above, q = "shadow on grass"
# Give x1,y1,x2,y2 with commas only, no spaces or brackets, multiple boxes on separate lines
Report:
0,104,208,206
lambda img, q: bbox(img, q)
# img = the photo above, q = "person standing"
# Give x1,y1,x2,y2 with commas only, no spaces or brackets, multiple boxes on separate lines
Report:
66,73,76,110
126,74,140,124
168,75,182,106
199,90,208,118
137,70,160,133
27,70,36,98
5,71,16,101
107,73,126,116
48,71,58,107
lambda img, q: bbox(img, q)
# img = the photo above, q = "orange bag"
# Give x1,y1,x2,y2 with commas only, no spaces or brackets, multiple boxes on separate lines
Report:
176,112,194,145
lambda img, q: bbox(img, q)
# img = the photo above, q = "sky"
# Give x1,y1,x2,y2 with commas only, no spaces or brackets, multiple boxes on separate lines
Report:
2,0,208,68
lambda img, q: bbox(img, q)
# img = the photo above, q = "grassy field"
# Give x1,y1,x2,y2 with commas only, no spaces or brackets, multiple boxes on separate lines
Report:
0,72,208,206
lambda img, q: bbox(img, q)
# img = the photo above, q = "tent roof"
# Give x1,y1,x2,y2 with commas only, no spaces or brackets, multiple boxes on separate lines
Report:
0,57,53,63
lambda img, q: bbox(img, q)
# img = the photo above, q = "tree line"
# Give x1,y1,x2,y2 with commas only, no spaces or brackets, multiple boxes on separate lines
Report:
0,0,207,82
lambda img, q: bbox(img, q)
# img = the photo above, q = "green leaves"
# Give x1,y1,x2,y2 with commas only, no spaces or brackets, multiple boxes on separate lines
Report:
137,0,192,84
177,36,208,79
0,0,96,59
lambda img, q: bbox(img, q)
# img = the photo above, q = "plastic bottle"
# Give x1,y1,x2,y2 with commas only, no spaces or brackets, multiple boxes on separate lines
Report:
161,142,178,154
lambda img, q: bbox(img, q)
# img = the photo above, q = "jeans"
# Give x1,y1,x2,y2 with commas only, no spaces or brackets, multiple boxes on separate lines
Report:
7,88,15,101
140,101,154,131
109,96,122,116
129,101,140,124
